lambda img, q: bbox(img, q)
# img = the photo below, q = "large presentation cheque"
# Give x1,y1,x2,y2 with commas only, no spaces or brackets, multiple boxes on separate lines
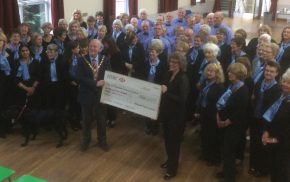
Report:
100,71,162,120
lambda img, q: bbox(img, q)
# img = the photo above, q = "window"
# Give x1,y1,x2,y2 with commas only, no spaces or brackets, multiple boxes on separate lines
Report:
196,0,201,2
18,0,51,33
116,0,129,17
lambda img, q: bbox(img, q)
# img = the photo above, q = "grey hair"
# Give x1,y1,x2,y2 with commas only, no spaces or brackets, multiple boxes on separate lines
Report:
206,12,214,18
112,19,123,28
259,33,271,43
125,24,134,31
282,68,290,82
149,39,164,54
58,19,68,25
203,42,220,57
139,8,148,17
200,24,211,35
47,43,58,55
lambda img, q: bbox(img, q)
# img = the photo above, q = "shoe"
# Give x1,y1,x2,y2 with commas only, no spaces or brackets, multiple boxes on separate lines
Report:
215,171,224,179
80,141,90,152
98,143,109,152
108,120,116,128
145,128,152,135
248,168,256,175
160,162,168,169
163,173,175,180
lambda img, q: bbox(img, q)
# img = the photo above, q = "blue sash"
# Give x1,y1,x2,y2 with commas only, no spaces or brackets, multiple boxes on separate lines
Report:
254,79,277,118
216,81,244,110
263,94,290,122
16,59,32,80
0,52,11,76
147,59,160,82
276,42,290,63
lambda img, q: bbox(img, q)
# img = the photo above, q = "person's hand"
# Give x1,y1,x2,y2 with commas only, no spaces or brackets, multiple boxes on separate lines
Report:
125,63,133,70
71,81,78,86
194,113,200,119
262,131,269,145
224,119,232,127
97,80,105,87
196,83,201,90
266,137,278,144
26,87,35,96
217,121,225,128
161,85,167,93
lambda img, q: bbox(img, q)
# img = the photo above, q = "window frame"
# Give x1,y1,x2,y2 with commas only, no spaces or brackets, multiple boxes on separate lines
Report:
18,0,51,23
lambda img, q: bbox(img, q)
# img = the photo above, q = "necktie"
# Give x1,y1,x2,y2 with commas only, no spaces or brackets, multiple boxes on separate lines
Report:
91,58,97,69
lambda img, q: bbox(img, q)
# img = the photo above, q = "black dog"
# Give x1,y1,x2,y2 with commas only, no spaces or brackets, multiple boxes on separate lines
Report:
21,109,68,148
0,105,21,138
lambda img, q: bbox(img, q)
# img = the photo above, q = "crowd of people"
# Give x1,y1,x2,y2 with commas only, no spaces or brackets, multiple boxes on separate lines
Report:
0,6,290,182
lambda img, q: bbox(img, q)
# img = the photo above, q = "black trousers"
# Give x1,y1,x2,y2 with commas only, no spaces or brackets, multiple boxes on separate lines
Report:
67,84,81,127
200,108,221,163
222,124,244,182
268,144,290,182
106,105,117,121
249,118,269,173
80,102,107,145
163,118,184,176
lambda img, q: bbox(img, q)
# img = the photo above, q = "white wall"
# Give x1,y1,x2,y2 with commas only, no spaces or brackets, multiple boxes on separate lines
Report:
63,0,215,22
178,0,191,8
63,0,103,21
137,0,158,15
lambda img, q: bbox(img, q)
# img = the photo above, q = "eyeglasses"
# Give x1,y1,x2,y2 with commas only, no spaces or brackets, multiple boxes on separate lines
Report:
170,60,179,64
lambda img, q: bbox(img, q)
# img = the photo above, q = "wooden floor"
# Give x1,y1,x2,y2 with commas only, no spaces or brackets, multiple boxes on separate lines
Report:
1,112,269,182
1,16,287,182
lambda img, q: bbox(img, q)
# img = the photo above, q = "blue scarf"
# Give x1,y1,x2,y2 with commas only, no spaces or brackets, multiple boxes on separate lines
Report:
216,80,244,110
8,43,20,60
230,51,246,65
147,59,160,82
190,48,199,65
276,42,290,63
87,28,98,40
32,46,43,62
50,58,58,82
16,59,32,80
198,80,215,108
128,45,135,62
69,55,78,79
263,94,290,122
253,63,265,84
254,79,277,118
0,52,11,76
54,39,64,55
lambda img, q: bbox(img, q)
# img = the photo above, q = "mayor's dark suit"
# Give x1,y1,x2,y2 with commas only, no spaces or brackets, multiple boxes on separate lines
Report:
77,54,111,148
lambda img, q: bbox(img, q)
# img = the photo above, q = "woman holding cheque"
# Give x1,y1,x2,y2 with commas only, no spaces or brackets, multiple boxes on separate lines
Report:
159,52,189,180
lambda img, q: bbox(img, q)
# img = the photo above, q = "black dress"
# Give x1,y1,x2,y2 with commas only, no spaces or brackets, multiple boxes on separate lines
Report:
250,79,281,174
121,42,146,80
14,59,41,107
159,71,189,176
218,85,249,182
264,98,290,182
197,82,224,164
185,48,204,121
